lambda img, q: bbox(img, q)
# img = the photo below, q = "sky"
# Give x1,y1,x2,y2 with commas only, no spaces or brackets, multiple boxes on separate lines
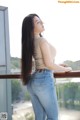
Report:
0,0,80,63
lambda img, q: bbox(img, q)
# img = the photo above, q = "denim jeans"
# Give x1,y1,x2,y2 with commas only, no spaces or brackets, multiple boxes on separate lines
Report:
27,69,58,120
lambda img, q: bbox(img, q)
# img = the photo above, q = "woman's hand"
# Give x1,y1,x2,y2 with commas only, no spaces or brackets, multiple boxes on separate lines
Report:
59,63,72,72
59,63,68,67
64,66,72,72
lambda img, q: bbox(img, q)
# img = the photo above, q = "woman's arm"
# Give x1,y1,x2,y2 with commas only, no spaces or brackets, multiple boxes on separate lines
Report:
40,39,72,72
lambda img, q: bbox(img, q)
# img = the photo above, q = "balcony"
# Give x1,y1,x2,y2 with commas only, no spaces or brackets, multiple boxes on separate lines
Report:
0,71,80,120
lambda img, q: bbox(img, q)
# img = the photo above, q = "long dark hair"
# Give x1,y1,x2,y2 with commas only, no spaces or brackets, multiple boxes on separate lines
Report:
21,14,41,85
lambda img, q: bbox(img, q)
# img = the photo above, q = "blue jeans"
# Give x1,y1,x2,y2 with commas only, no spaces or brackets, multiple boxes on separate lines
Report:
27,69,58,120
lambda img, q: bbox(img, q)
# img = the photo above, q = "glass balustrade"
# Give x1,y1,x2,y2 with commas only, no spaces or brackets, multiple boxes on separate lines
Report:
10,77,80,120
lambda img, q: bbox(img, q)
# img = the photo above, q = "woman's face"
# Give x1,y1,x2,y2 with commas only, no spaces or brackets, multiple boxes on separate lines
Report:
33,16,45,34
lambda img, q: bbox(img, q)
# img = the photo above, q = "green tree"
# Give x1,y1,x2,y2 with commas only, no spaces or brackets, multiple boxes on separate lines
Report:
11,79,22,102
57,82,80,110
75,85,80,101
24,91,31,101
10,57,21,69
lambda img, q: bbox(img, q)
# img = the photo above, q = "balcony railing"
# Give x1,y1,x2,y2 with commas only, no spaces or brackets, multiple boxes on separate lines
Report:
0,71,80,79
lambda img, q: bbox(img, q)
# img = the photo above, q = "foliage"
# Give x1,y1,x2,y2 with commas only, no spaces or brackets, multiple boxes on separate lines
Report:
11,79,22,103
57,82,80,110
10,57,21,69
24,91,31,101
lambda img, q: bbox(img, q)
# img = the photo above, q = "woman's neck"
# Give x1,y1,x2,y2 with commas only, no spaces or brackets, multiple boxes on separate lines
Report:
34,33,40,38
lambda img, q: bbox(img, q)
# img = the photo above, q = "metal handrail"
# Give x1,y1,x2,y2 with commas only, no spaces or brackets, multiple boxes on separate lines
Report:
0,71,80,79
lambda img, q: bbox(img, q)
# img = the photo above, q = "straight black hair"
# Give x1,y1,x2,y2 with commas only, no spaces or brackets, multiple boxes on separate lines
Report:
21,14,42,85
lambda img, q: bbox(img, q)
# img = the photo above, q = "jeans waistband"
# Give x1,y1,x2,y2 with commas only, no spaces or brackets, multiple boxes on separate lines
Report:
34,69,53,76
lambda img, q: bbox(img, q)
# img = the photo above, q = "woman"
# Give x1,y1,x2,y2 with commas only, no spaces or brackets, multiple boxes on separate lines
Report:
21,14,72,120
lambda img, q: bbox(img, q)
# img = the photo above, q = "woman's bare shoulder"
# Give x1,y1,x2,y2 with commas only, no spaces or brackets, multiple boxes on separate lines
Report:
39,37,48,45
